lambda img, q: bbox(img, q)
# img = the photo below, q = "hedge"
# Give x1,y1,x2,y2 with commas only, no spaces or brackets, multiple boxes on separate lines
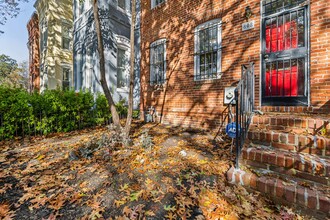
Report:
0,86,130,139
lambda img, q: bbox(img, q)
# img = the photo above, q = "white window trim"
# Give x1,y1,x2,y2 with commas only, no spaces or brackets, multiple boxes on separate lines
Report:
194,19,222,81
151,0,166,9
150,38,166,85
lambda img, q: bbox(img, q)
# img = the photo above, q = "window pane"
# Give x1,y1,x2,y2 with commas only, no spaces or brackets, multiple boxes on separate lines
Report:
271,18,277,52
212,52,217,74
298,58,305,96
278,15,284,51
62,38,70,50
118,0,125,9
117,49,127,88
284,13,291,50
291,12,298,49
265,19,271,53
297,10,305,47
63,68,70,90
265,62,271,96
199,30,205,52
283,60,291,96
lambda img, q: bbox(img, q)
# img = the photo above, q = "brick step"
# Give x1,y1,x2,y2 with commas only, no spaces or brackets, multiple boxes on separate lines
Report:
227,166,330,218
251,114,330,136
247,129,330,157
241,146,330,186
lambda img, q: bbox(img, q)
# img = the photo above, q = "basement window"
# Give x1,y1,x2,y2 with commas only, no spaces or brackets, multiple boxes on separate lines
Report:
194,19,222,81
150,39,166,85
151,0,165,9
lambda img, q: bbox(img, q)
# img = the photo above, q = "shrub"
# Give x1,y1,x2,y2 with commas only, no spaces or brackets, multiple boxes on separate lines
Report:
0,86,129,140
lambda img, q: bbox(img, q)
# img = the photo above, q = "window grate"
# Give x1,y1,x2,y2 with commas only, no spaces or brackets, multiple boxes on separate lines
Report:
150,40,166,85
263,0,306,16
265,9,305,53
194,21,221,81
265,58,305,97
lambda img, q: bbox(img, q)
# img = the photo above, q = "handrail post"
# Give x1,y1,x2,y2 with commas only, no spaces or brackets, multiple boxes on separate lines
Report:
235,88,239,169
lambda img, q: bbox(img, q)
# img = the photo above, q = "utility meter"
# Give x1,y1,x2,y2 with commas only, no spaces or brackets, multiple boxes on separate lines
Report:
224,87,236,105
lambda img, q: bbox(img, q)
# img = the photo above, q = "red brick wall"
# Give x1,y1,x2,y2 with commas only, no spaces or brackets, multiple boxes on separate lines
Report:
27,12,40,93
140,0,330,129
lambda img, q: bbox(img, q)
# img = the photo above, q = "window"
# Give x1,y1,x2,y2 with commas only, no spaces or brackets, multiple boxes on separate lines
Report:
40,20,48,52
151,0,165,9
117,48,128,89
150,39,166,85
261,0,309,105
62,67,71,90
118,0,125,10
194,19,222,81
62,24,71,50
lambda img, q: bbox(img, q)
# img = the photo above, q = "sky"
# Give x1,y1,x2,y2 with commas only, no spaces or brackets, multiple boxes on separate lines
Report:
0,1,36,63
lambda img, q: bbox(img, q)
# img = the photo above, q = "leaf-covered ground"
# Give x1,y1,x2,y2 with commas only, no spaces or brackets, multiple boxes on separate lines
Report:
0,122,312,219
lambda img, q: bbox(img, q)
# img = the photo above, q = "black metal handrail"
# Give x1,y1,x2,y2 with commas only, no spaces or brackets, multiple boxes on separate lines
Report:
235,63,255,168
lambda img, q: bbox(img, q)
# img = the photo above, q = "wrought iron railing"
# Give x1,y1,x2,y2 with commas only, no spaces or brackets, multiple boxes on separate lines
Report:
234,63,255,168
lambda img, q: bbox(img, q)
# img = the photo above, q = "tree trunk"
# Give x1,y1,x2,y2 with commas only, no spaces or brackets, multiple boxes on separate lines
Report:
124,0,136,136
92,0,121,129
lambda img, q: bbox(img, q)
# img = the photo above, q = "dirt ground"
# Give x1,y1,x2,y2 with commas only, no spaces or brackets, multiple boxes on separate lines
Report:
0,121,312,219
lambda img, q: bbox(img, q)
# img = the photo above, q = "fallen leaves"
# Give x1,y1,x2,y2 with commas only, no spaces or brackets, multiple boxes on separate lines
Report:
0,202,15,219
0,123,309,219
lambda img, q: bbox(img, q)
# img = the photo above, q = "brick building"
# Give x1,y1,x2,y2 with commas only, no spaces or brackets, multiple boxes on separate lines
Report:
140,0,330,216
27,12,40,93
140,0,330,128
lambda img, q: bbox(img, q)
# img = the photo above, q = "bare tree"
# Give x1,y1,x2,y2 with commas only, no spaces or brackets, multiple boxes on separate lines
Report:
0,0,29,33
124,0,136,135
91,0,136,137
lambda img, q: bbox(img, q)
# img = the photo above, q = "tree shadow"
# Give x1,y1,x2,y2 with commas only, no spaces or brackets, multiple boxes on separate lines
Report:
140,0,261,129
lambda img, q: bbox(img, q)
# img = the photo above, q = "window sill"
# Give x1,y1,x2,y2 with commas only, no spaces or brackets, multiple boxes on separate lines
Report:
117,88,129,93
117,6,131,16
194,73,223,83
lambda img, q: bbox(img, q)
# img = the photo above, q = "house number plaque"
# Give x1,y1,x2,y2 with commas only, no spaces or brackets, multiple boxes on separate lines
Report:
242,21,255,31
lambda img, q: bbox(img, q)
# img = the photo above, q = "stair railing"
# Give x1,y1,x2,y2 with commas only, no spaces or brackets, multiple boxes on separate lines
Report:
235,62,255,169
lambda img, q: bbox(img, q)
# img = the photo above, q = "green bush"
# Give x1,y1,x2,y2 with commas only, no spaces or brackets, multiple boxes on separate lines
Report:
0,87,129,139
